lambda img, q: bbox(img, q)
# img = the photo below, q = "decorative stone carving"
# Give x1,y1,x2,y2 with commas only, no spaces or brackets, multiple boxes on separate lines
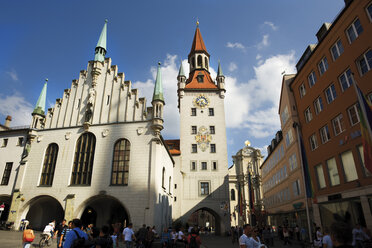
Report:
64,89,71,97
88,88,96,107
37,135,43,142
137,128,144,135
65,132,71,140
102,129,109,137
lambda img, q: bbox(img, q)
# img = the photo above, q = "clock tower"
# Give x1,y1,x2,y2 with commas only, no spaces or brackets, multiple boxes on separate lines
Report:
175,23,230,234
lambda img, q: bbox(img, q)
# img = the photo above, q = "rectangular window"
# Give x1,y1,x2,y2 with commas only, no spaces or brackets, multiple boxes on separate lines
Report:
314,97,324,115
191,144,197,153
325,84,337,103
293,180,301,197
315,164,326,189
281,106,289,125
191,108,196,116
175,184,177,189
318,57,329,75
327,157,340,186
308,71,317,88
209,108,214,116
340,150,358,182
201,162,207,170
212,161,217,170
210,144,216,153
332,114,346,136
331,40,344,61
200,182,210,195
299,84,306,98
367,3,372,22
191,161,197,171
357,50,372,75
348,104,360,126
320,125,331,144
309,134,318,151
1,139,8,147
191,126,197,134
358,145,372,176
289,153,297,171
210,126,215,134
17,137,24,146
1,162,13,185
339,68,354,91
285,129,294,147
304,107,313,123
346,18,363,43
107,95,110,105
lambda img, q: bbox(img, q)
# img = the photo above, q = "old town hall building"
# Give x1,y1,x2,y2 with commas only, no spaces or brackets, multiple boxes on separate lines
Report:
1,21,230,234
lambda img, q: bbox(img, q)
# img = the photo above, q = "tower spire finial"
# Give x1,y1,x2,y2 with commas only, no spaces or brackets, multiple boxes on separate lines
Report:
196,18,199,27
94,19,108,62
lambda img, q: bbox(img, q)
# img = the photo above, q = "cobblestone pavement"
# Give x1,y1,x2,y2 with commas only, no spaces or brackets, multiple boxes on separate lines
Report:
0,230,305,248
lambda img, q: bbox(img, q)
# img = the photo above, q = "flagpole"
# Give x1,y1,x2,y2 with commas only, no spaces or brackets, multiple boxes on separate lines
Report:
294,122,313,244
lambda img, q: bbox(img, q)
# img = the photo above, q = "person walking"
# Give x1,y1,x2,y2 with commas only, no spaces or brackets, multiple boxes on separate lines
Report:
56,219,67,248
262,227,271,248
22,224,35,248
239,224,253,248
146,226,155,248
323,227,333,248
94,225,113,248
63,219,88,248
314,227,323,248
59,221,72,248
330,222,353,248
136,224,147,247
232,227,237,245
187,228,201,248
251,228,262,248
123,223,136,248
283,227,291,245
352,224,370,248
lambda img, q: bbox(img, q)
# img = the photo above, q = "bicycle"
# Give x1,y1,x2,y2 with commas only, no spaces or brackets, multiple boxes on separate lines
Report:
39,233,52,247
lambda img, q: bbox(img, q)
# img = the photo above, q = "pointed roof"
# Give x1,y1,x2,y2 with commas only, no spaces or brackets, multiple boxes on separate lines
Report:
217,60,224,77
178,62,185,77
188,25,209,58
94,19,108,62
185,70,218,90
152,62,165,103
33,79,47,116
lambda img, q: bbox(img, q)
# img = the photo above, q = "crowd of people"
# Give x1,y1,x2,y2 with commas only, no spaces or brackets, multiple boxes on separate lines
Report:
21,219,204,248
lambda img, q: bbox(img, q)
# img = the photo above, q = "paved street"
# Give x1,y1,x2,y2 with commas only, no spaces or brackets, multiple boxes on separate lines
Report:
0,230,304,248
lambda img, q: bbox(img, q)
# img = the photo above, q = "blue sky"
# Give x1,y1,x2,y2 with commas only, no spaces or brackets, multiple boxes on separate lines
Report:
0,0,345,165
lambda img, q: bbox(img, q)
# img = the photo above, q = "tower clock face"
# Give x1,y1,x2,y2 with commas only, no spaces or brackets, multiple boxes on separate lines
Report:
193,94,210,108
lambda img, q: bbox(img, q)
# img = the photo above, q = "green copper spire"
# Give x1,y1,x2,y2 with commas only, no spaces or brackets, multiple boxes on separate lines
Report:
33,79,48,116
94,19,108,62
152,62,164,103
217,60,224,77
178,61,185,77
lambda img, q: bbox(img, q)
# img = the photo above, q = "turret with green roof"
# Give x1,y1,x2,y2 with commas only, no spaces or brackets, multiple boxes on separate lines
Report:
217,60,224,77
152,62,165,104
94,19,108,62
32,79,48,116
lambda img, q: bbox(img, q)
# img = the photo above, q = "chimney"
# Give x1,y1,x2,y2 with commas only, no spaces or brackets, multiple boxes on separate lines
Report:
4,115,12,127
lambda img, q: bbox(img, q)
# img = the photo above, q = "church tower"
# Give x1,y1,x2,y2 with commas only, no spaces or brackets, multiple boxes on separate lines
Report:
176,22,230,234
152,62,165,136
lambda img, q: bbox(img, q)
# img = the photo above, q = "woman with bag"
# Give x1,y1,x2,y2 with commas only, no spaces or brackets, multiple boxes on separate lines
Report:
23,224,35,248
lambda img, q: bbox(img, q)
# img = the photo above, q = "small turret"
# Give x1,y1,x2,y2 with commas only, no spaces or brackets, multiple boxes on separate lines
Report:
94,19,108,63
151,62,165,136
216,60,226,97
177,62,186,99
31,79,47,129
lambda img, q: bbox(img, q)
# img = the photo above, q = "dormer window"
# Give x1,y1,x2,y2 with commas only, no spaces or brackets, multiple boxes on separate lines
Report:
197,73,204,83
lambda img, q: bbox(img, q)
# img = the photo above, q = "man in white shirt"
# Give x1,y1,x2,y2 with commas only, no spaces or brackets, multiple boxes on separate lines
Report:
239,224,253,248
43,222,55,241
123,223,136,248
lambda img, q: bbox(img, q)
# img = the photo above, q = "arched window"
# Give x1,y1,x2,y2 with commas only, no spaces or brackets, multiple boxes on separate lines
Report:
169,176,171,193
231,189,236,201
197,55,202,67
40,143,59,186
162,167,165,188
71,132,96,185
205,57,208,69
111,139,130,185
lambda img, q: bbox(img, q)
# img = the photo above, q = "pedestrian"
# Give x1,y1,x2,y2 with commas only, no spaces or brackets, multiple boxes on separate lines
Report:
239,224,253,248
170,228,177,248
295,225,300,241
323,227,333,248
232,227,237,245
187,228,201,248
330,221,353,248
145,226,155,248
123,223,136,248
94,225,113,248
251,227,262,248
22,224,35,248
176,227,186,247
314,227,323,248
262,227,271,248
59,221,72,248
63,218,89,248
56,219,67,248
283,227,291,245
136,224,147,247
161,227,171,248
352,223,370,248
270,226,274,246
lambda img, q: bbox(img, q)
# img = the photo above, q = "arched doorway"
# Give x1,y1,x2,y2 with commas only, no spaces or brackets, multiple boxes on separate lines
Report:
0,195,12,223
187,207,221,235
25,196,64,230
80,196,129,229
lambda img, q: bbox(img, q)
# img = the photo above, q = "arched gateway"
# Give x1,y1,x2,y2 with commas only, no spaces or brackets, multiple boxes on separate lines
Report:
186,207,224,235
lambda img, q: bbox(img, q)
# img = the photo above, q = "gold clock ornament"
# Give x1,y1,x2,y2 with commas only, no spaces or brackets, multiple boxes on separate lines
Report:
193,94,210,109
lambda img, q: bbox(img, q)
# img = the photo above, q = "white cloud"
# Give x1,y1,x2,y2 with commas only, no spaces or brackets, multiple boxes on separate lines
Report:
6,69,19,81
228,62,238,72
263,21,278,31
256,54,262,60
0,92,33,127
224,51,296,138
226,42,245,51
257,34,269,50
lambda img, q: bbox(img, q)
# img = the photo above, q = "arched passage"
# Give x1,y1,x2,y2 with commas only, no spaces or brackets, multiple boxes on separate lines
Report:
25,195,64,230
187,207,221,235
78,195,129,229
0,195,12,223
